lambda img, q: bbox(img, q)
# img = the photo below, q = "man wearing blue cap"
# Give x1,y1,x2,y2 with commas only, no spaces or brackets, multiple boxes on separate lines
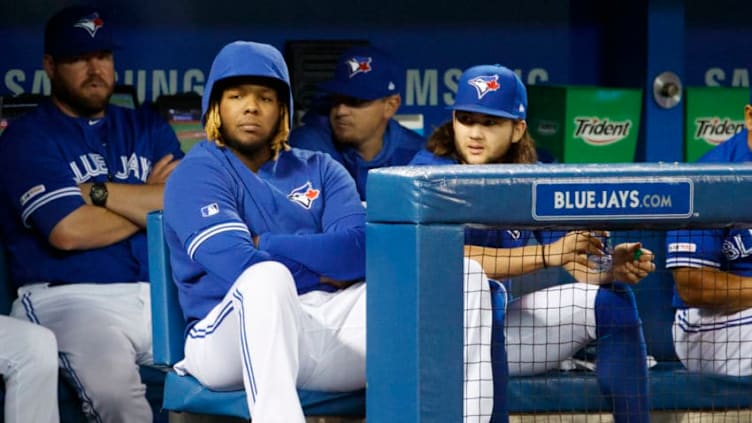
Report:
0,5,183,422
289,46,425,200
411,64,654,422
665,91,752,377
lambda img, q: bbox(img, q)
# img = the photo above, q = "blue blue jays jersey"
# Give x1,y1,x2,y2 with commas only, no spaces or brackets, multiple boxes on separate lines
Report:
666,129,752,308
0,100,184,286
289,114,425,200
163,142,366,330
698,129,752,163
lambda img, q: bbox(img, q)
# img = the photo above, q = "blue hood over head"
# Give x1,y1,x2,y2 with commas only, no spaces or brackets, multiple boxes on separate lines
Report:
202,41,293,127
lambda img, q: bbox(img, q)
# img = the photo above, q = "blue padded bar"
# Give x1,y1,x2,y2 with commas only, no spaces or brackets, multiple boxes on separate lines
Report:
366,223,465,422
147,210,187,366
366,163,752,416
367,163,752,226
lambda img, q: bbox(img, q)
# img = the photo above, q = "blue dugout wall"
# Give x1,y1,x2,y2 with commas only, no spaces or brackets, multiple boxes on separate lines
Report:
1,0,749,163
366,163,752,421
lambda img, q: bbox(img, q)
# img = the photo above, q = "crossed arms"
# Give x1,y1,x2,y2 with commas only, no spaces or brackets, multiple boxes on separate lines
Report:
49,154,179,250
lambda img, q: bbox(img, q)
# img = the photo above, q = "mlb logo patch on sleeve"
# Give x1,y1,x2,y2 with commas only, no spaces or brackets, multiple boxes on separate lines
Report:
20,184,46,207
201,203,220,217
668,242,696,253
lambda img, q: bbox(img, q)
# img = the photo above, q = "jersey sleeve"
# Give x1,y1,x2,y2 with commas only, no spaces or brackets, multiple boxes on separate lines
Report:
164,156,276,288
258,156,366,281
0,123,85,237
535,230,566,245
665,229,724,270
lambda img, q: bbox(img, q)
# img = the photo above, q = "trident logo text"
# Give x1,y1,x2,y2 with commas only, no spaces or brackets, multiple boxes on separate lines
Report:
694,118,744,145
573,117,632,146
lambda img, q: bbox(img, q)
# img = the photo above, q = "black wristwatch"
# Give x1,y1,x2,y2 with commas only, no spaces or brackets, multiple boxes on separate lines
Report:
89,182,108,207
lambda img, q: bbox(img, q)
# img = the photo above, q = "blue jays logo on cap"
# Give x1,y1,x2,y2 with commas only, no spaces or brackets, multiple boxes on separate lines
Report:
346,56,373,78
319,46,401,100
468,75,501,100
44,6,117,59
288,182,320,209
450,64,528,120
74,12,104,38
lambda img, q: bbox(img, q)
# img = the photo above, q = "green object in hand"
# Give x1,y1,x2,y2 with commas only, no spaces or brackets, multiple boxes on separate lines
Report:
633,248,643,261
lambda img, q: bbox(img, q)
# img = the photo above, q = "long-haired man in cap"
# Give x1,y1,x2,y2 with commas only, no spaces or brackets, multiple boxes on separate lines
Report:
411,64,655,422
0,5,183,422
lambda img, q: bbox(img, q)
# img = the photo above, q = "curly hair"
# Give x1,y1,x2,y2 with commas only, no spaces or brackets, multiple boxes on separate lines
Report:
427,120,538,164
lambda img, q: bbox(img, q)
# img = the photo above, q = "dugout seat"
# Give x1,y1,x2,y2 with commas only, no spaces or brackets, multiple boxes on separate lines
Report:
146,210,366,419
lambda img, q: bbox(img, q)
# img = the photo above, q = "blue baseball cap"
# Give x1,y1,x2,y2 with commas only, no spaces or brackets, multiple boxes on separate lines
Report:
44,5,117,59
450,64,527,120
318,46,401,101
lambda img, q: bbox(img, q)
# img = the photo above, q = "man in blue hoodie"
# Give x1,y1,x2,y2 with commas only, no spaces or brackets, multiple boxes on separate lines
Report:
164,41,494,423
163,41,368,422
288,46,425,200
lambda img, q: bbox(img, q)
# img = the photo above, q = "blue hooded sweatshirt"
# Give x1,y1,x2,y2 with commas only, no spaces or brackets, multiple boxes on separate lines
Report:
163,41,366,331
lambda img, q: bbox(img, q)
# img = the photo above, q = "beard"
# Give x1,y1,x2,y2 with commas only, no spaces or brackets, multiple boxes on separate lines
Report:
51,75,113,117
220,113,283,161
222,133,273,159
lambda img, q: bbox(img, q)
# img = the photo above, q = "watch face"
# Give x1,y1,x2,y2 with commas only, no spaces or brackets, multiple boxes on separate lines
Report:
91,183,108,206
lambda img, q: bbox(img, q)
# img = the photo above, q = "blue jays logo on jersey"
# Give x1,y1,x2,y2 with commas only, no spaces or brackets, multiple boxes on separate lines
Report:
468,74,501,99
345,56,372,78
74,12,104,38
288,182,320,209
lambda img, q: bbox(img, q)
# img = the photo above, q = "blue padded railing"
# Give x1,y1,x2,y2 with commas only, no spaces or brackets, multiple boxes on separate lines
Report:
366,163,752,421
146,211,365,419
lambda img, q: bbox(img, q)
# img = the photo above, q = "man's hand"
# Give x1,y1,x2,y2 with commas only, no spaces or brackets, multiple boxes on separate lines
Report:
612,242,655,284
565,242,655,285
545,230,606,267
147,154,180,184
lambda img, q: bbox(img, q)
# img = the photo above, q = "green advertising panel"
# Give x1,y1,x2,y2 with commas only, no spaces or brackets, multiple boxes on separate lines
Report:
527,86,642,163
684,87,748,162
